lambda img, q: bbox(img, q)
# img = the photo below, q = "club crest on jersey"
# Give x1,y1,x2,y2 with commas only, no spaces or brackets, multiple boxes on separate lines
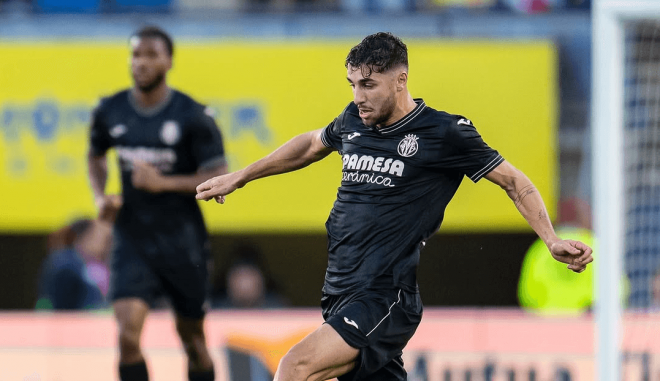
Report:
397,134,419,157
109,124,127,139
160,121,181,146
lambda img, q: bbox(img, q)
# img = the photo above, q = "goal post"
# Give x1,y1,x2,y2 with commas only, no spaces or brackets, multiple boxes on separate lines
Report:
593,1,660,380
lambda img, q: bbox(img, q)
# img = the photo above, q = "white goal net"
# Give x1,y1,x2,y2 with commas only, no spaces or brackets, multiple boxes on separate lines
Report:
593,1,660,380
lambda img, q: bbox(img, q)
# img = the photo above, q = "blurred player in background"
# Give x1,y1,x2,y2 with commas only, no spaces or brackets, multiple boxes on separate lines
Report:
196,32,593,381
88,26,227,381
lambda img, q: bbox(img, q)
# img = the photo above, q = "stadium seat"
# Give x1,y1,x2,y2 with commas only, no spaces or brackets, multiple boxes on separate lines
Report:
111,0,171,12
34,0,101,13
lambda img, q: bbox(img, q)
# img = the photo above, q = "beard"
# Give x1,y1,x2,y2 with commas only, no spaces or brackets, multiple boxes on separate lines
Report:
364,94,397,128
136,72,165,93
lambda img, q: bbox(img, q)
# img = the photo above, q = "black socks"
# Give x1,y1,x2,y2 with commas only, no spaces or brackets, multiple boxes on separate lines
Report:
119,361,149,381
189,368,215,381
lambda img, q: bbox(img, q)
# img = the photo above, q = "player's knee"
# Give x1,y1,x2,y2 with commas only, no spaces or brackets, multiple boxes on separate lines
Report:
176,321,212,368
118,329,141,355
180,335,202,361
176,319,201,339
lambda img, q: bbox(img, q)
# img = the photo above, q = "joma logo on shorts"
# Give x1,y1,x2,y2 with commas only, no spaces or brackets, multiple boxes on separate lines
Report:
343,317,359,329
342,154,405,177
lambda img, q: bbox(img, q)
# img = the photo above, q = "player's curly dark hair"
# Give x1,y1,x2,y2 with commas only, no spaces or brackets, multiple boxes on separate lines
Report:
131,25,174,57
345,32,408,78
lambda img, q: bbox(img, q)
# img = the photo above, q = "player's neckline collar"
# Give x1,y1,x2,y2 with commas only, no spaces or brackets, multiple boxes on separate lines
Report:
128,88,174,117
377,99,426,134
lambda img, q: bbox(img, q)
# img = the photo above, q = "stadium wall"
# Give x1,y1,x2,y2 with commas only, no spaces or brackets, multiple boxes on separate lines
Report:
1,310,659,381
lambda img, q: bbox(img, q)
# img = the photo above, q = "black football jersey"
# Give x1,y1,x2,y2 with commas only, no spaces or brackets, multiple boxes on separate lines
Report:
89,89,225,260
320,99,503,295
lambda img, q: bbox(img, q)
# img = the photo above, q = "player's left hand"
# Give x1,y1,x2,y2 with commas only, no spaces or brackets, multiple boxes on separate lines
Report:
132,160,164,193
195,171,245,204
549,239,594,273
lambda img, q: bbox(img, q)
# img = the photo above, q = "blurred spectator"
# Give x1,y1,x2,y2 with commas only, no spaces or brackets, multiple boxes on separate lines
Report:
212,243,288,309
652,267,660,310
494,0,590,13
518,226,595,314
517,198,595,314
431,0,495,10
35,195,120,310
340,0,414,13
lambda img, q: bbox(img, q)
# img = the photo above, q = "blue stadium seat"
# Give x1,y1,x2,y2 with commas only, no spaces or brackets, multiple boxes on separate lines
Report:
35,0,101,13
111,0,171,12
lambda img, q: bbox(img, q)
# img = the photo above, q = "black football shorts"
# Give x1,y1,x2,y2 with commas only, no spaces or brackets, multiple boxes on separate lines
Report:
108,230,210,319
322,288,423,381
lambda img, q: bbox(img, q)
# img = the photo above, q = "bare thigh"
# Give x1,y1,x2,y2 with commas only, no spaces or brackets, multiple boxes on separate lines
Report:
275,323,360,381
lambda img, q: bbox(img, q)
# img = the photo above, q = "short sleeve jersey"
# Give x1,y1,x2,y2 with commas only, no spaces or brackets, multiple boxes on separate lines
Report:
320,99,503,295
89,90,225,259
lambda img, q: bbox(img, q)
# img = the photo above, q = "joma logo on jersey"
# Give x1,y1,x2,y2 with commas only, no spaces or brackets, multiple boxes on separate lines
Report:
342,154,405,177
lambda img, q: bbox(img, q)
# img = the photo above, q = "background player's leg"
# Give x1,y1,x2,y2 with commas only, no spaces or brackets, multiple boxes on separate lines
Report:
175,315,215,381
274,323,359,381
114,298,150,381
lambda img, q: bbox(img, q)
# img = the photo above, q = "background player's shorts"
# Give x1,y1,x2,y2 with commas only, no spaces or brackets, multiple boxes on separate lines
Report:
108,234,210,319
322,288,423,381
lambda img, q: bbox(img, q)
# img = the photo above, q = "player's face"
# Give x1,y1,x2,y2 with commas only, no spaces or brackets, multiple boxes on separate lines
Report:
347,64,398,128
130,36,172,93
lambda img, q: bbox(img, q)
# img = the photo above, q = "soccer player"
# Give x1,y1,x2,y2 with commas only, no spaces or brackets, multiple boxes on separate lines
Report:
88,26,226,381
196,32,593,381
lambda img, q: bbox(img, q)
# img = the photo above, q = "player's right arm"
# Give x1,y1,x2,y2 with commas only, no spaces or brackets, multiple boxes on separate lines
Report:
87,152,122,221
88,99,122,220
196,128,333,203
88,151,108,207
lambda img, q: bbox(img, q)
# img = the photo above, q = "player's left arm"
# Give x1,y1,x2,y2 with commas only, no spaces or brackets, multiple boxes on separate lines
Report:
132,104,228,194
484,160,594,273
132,160,227,194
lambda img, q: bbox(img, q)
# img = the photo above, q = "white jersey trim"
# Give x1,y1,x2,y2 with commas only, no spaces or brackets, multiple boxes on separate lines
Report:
320,127,333,148
470,154,504,183
379,99,427,134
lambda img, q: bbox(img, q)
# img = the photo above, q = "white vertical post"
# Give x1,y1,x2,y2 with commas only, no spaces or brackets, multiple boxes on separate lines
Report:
592,1,623,380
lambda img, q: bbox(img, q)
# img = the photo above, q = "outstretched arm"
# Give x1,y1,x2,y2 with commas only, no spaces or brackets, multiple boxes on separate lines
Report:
131,160,228,194
485,160,593,273
196,128,334,203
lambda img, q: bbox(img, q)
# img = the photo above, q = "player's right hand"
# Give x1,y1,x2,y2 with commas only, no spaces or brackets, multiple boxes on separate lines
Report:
549,239,594,273
96,194,123,223
195,172,243,204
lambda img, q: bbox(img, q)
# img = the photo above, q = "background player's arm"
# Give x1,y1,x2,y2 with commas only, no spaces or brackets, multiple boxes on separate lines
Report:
88,100,122,219
131,160,228,194
87,152,122,221
196,128,333,203
88,152,108,204
485,160,593,273
132,104,228,194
